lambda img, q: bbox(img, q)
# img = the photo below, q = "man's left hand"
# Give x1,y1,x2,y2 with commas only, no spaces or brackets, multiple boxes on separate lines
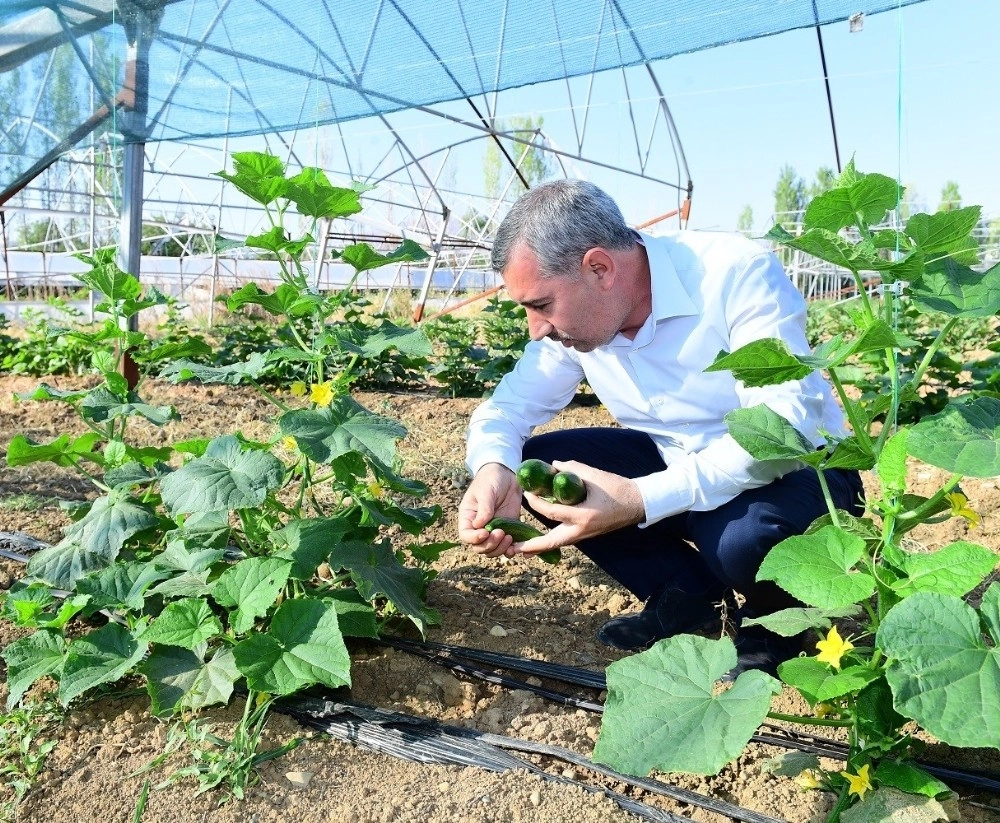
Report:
514,460,646,555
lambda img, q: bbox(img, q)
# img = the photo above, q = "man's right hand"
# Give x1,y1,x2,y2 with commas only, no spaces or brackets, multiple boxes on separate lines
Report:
458,462,523,557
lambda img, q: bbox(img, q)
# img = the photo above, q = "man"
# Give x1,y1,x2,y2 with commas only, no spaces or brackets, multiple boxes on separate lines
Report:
457,179,863,676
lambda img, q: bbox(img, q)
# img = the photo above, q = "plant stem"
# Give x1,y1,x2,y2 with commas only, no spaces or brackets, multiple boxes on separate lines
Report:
766,711,854,728
826,368,873,452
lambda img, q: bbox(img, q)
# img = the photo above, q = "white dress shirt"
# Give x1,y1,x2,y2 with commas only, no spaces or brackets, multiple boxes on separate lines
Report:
465,230,847,526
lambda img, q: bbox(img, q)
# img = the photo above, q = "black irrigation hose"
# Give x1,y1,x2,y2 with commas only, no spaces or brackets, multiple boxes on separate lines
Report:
380,636,1000,796
277,693,781,823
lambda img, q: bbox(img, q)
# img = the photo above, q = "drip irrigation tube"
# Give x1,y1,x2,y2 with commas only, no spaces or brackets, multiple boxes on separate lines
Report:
378,635,1000,796
278,693,782,823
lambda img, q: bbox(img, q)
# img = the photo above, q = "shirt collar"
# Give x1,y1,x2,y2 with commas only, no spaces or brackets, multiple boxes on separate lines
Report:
637,230,699,322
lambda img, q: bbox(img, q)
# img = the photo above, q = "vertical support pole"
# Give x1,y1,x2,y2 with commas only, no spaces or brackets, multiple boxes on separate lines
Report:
116,3,163,389
412,210,450,323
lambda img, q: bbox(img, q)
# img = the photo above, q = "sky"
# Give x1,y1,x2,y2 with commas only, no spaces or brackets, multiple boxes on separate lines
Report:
493,0,1000,231
137,0,999,238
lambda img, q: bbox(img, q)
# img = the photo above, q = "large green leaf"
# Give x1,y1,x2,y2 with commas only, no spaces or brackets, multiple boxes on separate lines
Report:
725,405,814,462
877,586,1000,747
777,657,879,705
764,225,882,273
232,598,351,695
286,167,363,219
803,172,899,231
5,432,104,468
159,352,269,385
26,492,158,588
593,635,781,775
329,540,437,634
340,239,428,273
840,788,958,823
213,151,288,205
356,321,433,358
279,396,405,469
79,388,178,425
141,645,240,717
757,525,875,609
73,249,142,303
706,339,812,386
269,516,352,580
741,604,861,637
210,557,292,635
905,206,982,256
225,282,324,317
139,599,224,649
59,622,147,706
910,258,1000,318
906,397,1000,477
14,382,89,403
2,630,65,709
890,541,997,599
160,435,285,515
75,561,170,612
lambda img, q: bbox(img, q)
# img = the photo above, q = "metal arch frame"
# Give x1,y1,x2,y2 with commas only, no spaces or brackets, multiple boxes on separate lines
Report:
1,0,693,323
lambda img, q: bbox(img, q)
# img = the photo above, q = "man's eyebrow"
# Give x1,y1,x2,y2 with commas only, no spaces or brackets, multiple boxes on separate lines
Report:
518,297,549,309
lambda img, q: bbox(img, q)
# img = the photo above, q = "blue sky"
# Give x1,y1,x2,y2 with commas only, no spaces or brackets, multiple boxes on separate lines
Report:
594,0,999,230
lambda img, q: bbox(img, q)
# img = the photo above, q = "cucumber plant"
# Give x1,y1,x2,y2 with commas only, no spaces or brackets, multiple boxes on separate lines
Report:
0,151,454,796
592,160,1000,821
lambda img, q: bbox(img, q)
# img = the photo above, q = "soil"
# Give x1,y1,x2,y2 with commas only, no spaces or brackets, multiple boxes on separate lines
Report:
1,374,999,823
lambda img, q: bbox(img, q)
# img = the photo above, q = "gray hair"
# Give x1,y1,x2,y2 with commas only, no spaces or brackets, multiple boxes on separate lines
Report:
490,179,637,278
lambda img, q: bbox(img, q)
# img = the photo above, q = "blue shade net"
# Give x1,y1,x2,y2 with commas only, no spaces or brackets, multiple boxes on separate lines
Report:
0,0,926,191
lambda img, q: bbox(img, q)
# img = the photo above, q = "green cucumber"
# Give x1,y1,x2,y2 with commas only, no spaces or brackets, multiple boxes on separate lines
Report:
516,459,559,495
551,470,586,505
485,516,543,541
484,517,561,565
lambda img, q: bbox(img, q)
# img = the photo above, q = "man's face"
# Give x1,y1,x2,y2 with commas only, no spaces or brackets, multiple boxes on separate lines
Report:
502,244,620,352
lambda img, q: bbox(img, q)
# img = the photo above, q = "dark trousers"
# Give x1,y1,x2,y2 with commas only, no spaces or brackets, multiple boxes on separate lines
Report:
522,427,865,614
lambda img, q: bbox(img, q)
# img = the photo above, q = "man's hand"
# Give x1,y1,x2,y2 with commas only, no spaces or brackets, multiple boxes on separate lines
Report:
458,463,523,557
515,460,645,555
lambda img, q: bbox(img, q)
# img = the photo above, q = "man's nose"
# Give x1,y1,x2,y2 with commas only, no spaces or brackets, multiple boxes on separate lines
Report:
527,313,553,341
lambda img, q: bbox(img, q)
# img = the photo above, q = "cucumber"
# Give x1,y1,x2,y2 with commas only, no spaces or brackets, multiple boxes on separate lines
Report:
516,459,559,495
484,517,560,565
551,470,586,505
485,516,543,541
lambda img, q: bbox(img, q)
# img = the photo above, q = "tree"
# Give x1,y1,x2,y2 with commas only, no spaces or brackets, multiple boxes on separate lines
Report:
483,115,554,202
938,181,962,212
772,165,806,229
807,166,837,201
736,205,754,235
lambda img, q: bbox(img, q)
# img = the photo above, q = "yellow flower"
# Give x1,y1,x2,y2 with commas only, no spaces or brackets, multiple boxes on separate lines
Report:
281,436,297,451
816,625,854,670
795,769,824,790
840,763,872,801
366,481,385,499
290,381,307,397
310,381,335,407
814,702,835,719
945,492,981,528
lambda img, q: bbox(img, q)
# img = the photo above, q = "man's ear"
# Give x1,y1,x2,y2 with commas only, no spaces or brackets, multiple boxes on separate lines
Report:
581,247,616,289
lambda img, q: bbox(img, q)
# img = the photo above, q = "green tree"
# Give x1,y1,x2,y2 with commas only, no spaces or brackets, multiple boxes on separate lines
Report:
736,205,754,235
772,165,806,229
807,166,837,201
483,115,554,202
938,181,962,212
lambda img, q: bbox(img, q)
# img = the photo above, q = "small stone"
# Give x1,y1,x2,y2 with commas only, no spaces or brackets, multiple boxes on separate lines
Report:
437,782,450,792
285,771,314,788
529,790,542,807
489,625,508,637
567,576,582,590
562,768,577,780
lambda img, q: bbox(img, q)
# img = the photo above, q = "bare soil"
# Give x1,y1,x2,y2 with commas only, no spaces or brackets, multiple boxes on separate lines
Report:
1,374,998,823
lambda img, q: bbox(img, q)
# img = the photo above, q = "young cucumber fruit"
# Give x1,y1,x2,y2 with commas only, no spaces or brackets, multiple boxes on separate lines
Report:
516,459,559,495
515,459,587,505
484,516,561,565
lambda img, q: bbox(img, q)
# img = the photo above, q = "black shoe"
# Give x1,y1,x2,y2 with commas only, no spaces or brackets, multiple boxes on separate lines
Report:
596,587,721,651
720,629,805,682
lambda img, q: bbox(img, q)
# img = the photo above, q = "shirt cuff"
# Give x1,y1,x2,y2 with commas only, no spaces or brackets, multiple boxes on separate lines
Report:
632,469,695,527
